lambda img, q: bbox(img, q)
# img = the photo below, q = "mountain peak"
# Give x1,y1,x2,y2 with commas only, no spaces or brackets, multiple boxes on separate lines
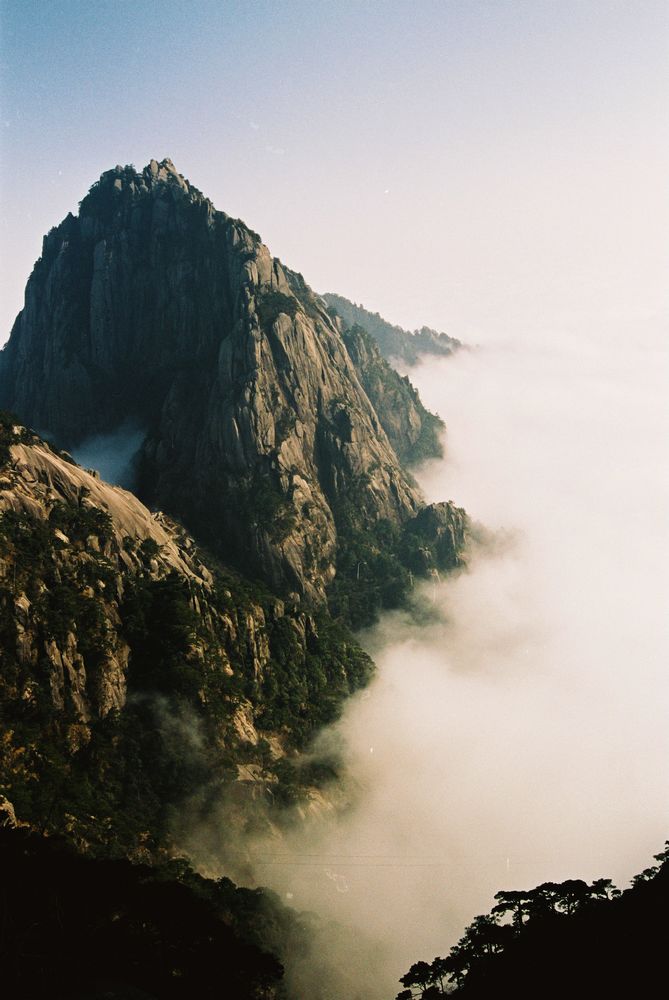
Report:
86,156,200,202
144,156,186,187
0,160,467,613
106,156,180,181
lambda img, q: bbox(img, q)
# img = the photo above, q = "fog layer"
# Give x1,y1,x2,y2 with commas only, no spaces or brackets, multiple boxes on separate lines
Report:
70,423,145,490
245,327,669,998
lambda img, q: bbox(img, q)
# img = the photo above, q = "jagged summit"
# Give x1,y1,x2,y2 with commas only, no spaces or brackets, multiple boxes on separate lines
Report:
99,157,189,189
0,159,467,612
88,158,205,203
107,157,184,182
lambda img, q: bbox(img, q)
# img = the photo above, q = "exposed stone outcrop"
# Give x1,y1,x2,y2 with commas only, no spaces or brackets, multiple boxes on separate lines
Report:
404,501,469,574
0,428,353,736
0,421,376,849
0,795,17,828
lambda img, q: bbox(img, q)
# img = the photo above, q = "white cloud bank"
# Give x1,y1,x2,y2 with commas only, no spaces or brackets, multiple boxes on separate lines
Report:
246,324,669,999
70,422,145,490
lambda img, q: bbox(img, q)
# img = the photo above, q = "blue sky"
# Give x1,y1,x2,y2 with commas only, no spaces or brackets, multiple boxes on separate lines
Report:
1,0,667,344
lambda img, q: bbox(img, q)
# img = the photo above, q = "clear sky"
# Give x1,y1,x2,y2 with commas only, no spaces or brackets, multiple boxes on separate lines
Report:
1,0,667,345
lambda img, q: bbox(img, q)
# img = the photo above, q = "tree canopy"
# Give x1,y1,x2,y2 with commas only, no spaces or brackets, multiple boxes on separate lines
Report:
396,842,668,999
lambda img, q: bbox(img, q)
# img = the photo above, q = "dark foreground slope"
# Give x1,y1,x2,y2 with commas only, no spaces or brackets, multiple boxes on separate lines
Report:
0,825,288,1000
396,844,669,1000
0,159,464,612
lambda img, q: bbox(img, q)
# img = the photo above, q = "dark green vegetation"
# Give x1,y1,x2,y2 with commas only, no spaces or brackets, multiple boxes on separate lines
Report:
0,522,370,856
256,289,300,327
396,843,669,999
0,412,27,465
323,293,461,365
328,492,467,630
0,825,289,999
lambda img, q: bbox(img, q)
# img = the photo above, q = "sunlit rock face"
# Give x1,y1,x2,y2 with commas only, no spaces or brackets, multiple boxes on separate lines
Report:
0,418,377,853
0,427,264,726
0,159,432,604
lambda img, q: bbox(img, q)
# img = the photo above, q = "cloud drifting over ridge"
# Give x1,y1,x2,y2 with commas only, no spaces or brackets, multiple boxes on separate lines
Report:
246,327,669,999
70,423,145,490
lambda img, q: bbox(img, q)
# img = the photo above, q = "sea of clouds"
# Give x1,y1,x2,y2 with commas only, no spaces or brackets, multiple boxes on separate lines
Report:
237,322,668,999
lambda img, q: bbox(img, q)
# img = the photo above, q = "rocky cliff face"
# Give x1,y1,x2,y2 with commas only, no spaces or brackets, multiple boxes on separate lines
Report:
0,161,473,999
0,159,431,606
340,322,444,466
0,417,371,852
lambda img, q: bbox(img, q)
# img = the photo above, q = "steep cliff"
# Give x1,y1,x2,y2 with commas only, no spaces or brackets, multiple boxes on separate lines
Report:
340,323,444,466
0,159,444,607
0,416,372,853
0,163,472,998
323,292,461,365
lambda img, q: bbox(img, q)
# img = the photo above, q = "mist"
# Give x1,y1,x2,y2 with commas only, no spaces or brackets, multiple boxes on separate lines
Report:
220,322,668,999
70,423,145,491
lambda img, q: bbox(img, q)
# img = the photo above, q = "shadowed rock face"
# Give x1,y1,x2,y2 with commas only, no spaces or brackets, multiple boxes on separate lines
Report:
0,159,426,603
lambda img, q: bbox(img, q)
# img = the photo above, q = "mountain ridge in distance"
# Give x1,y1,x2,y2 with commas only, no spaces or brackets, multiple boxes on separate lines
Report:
322,292,461,365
